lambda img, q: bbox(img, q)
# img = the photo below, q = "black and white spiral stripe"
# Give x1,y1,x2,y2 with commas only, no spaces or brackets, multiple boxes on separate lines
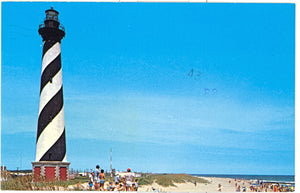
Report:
36,40,67,162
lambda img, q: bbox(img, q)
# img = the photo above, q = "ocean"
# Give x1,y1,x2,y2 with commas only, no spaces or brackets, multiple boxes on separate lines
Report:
191,174,295,184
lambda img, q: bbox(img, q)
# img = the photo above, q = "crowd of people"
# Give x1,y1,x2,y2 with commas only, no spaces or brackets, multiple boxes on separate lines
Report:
230,179,294,192
247,183,294,192
88,165,138,191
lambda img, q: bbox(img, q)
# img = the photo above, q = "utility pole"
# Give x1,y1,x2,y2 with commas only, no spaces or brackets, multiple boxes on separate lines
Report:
20,153,22,171
110,148,112,172
110,148,113,177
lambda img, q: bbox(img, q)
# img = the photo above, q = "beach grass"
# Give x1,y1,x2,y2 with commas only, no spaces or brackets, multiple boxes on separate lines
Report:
0,171,89,190
1,175,34,190
138,173,209,187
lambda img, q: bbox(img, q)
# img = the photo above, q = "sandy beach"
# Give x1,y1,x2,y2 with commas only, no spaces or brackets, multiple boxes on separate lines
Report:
138,177,252,192
68,176,256,192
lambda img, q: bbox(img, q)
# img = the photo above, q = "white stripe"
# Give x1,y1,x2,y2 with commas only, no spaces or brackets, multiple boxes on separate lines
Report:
39,69,63,115
62,154,67,162
41,42,61,73
35,107,65,161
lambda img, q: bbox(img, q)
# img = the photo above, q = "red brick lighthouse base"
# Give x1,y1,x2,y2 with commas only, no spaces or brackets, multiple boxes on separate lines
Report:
32,161,70,181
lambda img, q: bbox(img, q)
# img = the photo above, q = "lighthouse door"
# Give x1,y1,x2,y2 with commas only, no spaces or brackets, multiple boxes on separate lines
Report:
59,167,67,181
45,167,56,181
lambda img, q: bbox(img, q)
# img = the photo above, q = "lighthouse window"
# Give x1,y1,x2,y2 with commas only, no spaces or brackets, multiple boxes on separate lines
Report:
46,15,53,20
46,15,58,21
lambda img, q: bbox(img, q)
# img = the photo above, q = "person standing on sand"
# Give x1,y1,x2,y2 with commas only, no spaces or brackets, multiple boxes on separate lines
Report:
125,168,135,191
134,179,139,191
114,174,120,184
88,170,94,190
94,165,101,190
100,169,106,191
218,184,222,192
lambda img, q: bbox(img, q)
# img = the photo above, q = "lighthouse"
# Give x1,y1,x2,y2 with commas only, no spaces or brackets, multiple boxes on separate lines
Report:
32,7,70,181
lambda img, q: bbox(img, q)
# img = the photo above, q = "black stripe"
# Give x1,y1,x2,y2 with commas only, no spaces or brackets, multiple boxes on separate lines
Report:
37,87,64,140
40,55,61,93
39,130,66,161
42,40,58,56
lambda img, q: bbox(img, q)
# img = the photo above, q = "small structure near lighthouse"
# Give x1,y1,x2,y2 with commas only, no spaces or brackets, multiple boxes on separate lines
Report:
32,7,70,181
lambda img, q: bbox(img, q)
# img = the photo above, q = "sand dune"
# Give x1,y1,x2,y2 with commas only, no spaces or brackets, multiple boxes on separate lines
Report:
138,177,251,192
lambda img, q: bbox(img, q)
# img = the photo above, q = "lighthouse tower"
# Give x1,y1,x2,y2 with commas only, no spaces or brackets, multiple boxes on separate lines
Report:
32,7,70,181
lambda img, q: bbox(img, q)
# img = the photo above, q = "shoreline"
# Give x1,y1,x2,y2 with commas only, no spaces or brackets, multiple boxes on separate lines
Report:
137,176,294,192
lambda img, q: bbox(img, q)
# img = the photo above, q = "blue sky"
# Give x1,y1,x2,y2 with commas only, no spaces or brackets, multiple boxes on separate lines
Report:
1,2,295,175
